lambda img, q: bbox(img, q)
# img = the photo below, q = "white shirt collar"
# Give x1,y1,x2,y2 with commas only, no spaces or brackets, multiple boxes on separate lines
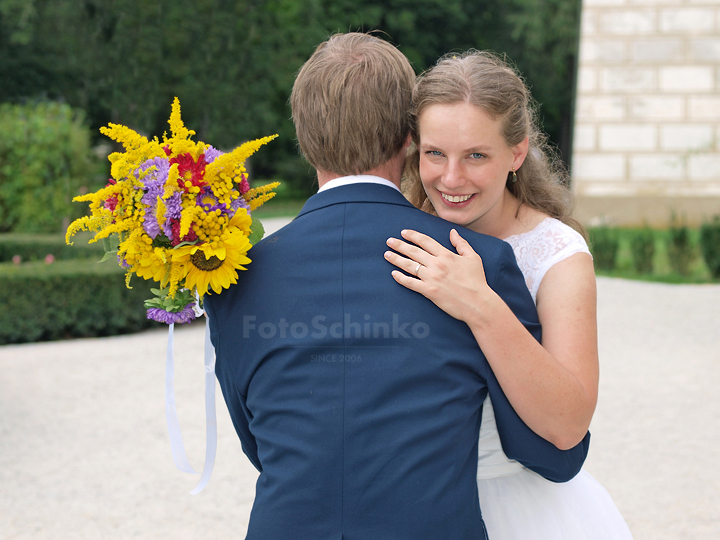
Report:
317,175,401,194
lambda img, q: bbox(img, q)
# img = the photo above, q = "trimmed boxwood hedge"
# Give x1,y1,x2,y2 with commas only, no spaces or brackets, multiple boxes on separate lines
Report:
0,233,105,263
0,259,161,344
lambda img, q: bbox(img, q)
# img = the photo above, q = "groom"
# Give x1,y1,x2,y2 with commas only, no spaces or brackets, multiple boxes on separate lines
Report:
206,33,589,539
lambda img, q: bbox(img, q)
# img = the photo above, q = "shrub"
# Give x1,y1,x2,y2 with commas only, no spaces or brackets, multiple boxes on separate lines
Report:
0,259,161,344
0,102,99,234
700,216,720,279
589,227,619,271
0,233,104,262
630,228,655,274
667,221,694,276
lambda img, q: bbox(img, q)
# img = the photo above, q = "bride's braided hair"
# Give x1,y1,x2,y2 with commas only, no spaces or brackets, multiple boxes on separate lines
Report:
403,50,586,238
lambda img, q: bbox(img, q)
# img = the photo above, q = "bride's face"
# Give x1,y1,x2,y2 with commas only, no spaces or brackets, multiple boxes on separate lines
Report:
418,102,526,235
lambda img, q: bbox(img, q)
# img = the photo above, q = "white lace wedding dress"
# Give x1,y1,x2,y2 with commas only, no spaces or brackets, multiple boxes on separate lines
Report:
477,218,633,539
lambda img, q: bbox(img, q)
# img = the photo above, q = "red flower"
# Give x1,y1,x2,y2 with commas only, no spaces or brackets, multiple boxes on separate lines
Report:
104,195,118,212
238,173,250,195
170,152,207,191
169,218,198,246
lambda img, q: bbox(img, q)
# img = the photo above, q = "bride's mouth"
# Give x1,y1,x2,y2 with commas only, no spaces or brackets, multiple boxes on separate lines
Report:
439,191,475,206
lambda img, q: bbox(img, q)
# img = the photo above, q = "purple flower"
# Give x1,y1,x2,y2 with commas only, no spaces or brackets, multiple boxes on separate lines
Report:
165,192,182,220
138,158,170,206
162,192,183,239
204,146,224,163
143,210,162,239
146,304,197,324
196,186,224,213
230,196,251,217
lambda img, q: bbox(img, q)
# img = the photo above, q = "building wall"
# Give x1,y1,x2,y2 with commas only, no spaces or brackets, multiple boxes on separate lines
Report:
572,0,720,226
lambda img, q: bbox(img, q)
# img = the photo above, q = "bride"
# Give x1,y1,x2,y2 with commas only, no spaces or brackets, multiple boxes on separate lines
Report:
384,51,633,539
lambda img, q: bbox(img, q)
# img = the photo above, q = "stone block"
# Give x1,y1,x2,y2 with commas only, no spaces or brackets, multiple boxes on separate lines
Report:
630,96,684,120
600,10,655,34
600,125,657,151
659,66,714,92
690,39,720,61
690,97,720,119
631,39,684,62
581,10,598,35
660,9,715,33
573,125,597,152
578,67,598,92
580,40,626,63
630,155,684,180
601,68,654,92
572,154,626,180
689,154,720,179
577,96,626,120
661,125,715,150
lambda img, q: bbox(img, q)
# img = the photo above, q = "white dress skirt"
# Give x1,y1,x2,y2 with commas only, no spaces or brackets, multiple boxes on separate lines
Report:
477,398,633,539
477,218,634,539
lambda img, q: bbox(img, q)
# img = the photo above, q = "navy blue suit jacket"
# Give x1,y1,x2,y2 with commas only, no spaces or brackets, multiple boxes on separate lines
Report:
206,183,590,540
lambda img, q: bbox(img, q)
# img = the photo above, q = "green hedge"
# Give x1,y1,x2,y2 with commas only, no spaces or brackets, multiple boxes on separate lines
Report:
0,259,161,344
700,217,720,279
0,232,104,262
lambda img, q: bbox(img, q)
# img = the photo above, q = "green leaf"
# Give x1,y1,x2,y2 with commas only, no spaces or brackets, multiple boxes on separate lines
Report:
151,235,173,249
248,218,265,246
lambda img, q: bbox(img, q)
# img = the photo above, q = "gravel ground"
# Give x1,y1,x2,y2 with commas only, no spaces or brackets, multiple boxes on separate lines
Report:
1,220,718,539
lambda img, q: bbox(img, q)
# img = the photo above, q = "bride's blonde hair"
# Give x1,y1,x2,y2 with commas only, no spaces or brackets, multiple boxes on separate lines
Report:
403,50,586,238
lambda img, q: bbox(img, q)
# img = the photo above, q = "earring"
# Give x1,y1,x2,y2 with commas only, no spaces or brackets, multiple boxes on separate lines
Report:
511,168,517,183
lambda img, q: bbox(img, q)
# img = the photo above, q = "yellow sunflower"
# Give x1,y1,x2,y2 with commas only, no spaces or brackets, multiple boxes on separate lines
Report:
171,230,251,296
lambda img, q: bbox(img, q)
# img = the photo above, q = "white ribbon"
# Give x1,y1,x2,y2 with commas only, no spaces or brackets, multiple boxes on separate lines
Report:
164,315,217,494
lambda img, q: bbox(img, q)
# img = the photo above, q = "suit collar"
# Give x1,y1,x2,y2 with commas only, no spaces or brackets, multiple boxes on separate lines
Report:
297,182,415,218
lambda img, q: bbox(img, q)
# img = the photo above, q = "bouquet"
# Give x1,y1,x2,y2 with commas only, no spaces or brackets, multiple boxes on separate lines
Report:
66,98,278,323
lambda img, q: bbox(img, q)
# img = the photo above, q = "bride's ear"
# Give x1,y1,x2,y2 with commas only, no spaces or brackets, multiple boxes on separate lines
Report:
512,136,529,171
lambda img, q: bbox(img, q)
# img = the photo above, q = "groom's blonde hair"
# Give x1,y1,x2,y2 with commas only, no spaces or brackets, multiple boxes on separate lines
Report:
291,32,415,176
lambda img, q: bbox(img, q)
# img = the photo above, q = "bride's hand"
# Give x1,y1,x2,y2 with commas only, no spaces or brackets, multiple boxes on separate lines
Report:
385,228,496,322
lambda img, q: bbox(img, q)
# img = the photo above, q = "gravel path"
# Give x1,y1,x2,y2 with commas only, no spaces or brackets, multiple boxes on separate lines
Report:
1,225,719,539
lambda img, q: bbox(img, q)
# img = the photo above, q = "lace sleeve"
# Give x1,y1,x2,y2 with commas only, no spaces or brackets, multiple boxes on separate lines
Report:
503,218,591,303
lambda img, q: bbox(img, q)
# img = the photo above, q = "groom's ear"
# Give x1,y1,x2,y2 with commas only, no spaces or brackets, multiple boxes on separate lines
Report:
403,134,412,148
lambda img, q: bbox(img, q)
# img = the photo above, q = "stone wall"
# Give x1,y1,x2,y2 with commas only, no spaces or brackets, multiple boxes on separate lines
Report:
572,0,720,226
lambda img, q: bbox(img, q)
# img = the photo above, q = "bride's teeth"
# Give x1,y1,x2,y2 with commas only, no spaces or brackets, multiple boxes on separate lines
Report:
442,193,472,203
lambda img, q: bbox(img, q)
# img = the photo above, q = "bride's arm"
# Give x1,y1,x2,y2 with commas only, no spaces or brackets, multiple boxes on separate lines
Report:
385,228,598,450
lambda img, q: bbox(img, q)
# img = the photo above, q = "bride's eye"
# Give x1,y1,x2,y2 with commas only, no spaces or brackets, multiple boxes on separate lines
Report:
469,152,486,159
425,150,444,157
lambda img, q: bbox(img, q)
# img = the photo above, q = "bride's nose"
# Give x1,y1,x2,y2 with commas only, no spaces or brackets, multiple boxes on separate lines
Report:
442,160,465,189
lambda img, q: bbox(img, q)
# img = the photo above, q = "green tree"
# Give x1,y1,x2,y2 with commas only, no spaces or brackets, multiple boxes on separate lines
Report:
0,102,97,233
0,0,583,193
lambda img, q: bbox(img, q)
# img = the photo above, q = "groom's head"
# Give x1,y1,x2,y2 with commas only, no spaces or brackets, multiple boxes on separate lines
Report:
291,32,414,177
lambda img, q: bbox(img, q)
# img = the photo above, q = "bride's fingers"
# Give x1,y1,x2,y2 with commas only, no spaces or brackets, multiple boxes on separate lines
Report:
449,229,479,258
400,229,448,257
390,269,427,293
384,250,427,277
386,237,433,266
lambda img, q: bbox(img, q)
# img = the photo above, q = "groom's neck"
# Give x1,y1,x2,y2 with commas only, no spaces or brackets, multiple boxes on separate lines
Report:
316,156,404,192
